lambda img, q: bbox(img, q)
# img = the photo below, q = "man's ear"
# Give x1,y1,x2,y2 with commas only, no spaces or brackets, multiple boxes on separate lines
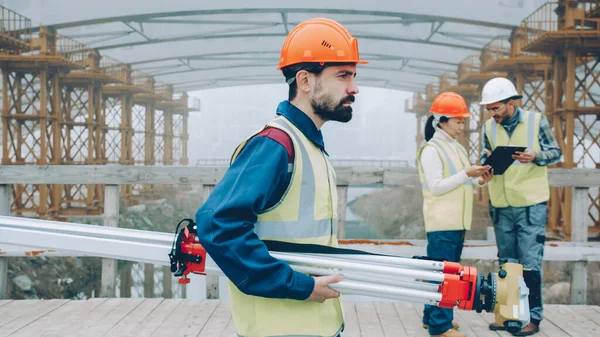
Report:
296,70,312,94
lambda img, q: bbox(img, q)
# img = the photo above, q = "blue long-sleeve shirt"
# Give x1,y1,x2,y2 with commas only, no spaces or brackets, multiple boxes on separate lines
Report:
195,100,328,300
479,106,562,167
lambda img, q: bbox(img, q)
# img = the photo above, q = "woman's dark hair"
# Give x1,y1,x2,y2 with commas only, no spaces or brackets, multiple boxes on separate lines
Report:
424,115,449,141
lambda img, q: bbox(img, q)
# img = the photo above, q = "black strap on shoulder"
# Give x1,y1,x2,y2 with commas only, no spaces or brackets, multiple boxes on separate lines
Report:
262,240,384,256
261,239,436,261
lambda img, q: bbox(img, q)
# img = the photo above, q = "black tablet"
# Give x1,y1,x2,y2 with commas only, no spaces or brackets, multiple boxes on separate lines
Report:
483,146,527,175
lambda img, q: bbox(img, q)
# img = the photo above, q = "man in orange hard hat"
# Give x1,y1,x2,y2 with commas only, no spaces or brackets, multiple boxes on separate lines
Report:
195,18,367,337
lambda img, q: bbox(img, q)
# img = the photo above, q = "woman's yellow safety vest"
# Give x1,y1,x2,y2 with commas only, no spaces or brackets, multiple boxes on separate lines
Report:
417,137,474,232
485,110,549,208
227,116,344,337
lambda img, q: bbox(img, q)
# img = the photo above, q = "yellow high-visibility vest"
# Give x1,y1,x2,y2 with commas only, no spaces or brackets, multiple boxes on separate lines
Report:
485,110,549,208
417,136,473,232
228,116,343,337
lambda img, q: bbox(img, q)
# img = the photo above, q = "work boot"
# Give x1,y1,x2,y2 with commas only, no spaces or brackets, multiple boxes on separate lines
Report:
488,322,505,331
511,323,540,336
423,321,460,330
432,328,466,337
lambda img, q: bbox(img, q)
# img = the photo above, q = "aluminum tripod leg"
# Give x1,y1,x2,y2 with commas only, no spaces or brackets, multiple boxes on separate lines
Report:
0,216,441,303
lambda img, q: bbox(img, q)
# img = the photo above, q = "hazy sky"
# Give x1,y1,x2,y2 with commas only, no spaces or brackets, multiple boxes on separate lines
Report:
0,0,560,166
186,84,416,164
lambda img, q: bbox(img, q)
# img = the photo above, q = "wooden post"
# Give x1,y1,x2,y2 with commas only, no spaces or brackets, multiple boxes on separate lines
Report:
162,266,172,298
100,183,120,297
203,184,219,299
570,186,588,304
0,184,10,299
336,185,348,239
144,263,155,298
119,263,132,298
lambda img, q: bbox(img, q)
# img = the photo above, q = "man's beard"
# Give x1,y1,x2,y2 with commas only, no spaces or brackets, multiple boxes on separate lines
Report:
311,84,355,123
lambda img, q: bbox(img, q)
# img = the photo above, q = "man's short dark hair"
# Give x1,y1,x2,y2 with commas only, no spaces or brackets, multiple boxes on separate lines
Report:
281,62,355,101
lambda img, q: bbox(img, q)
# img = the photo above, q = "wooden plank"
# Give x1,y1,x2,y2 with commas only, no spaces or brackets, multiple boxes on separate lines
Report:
78,298,145,337
547,168,600,187
355,302,385,337
0,165,228,185
569,305,600,327
12,299,107,337
334,166,385,186
60,298,126,337
447,309,477,337
455,310,506,337
6,300,600,337
551,305,600,333
383,168,419,186
393,303,428,337
543,304,598,337
0,300,40,328
197,301,232,337
342,301,361,337
219,315,237,337
374,301,408,337
412,303,477,336
0,299,67,337
8,300,83,337
125,299,183,337
164,300,219,337
148,299,214,337
532,317,570,337
104,298,164,337
0,166,596,187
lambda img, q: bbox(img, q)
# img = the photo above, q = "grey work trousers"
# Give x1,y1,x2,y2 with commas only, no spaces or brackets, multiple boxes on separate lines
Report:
490,201,547,324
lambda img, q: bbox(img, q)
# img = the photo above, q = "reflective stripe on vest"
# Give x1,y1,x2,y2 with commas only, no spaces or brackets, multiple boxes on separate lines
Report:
485,109,550,207
252,117,334,239
417,136,474,232
228,115,343,337
423,138,473,188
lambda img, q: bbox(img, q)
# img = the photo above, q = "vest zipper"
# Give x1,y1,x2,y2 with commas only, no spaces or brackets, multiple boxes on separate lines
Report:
321,150,334,237
498,122,520,207
321,149,345,329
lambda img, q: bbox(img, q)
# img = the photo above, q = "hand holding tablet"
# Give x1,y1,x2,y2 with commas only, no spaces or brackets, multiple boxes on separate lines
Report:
483,146,527,175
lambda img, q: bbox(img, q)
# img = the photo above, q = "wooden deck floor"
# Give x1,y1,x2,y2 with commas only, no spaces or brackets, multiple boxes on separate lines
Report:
1,299,599,337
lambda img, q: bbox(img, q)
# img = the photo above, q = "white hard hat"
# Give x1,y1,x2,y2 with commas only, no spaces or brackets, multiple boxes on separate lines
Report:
479,77,523,105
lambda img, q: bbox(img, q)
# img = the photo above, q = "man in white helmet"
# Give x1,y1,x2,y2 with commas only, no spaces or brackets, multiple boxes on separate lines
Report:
479,77,562,336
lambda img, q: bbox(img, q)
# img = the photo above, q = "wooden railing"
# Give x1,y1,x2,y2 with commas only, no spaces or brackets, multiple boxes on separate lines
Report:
0,165,599,303
0,5,32,49
195,158,412,168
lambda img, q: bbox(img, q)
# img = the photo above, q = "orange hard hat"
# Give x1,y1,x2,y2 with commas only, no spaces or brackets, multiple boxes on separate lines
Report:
430,92,472,118
278,18,368,70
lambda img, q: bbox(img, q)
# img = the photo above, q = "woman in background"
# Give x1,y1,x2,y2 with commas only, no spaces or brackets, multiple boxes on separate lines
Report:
417,92,493,337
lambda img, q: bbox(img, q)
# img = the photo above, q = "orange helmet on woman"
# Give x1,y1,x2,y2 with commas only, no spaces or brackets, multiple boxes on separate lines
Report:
278,18,368,70
430,92,472,118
